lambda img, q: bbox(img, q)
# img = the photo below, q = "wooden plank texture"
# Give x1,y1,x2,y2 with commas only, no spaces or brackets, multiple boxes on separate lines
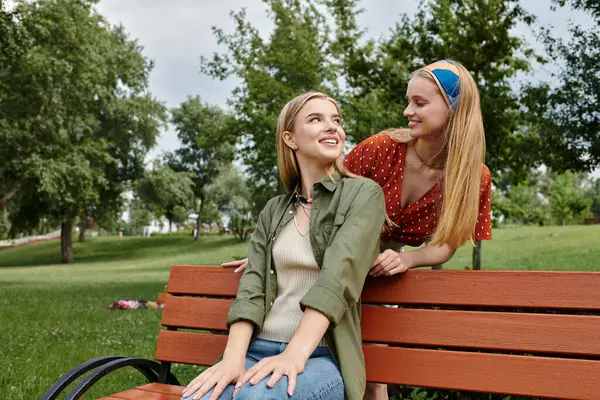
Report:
155,331,227,365
167,266,240,297
136,383,185,396
161,296,232,331
103,388,181,400
362,270,600,309
153,330,600,399
160,295,600,356
99,384,184,400
363,345,600,400
361,306,600,355
167,266,600,309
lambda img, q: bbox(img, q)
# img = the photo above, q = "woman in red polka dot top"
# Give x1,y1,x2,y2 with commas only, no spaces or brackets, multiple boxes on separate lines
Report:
345,60,492,276
349,59,491,400
348,59,492,277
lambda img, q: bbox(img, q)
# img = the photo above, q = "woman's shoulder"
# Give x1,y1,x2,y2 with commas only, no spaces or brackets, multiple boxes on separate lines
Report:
480,164,492,184
261,193,291,215
339,175,383,196
356,130,412,148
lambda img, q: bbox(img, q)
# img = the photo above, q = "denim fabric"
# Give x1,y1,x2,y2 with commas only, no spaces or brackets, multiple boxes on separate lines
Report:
181,338,343,400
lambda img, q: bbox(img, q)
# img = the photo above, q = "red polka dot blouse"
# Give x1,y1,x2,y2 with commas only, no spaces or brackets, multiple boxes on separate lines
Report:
344,133,493,247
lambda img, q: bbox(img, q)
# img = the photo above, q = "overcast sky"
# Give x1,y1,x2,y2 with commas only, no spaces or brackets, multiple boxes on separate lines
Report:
95,0,595,165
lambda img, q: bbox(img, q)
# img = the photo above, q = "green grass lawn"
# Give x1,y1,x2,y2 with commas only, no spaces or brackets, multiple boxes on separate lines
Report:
1,225,599,399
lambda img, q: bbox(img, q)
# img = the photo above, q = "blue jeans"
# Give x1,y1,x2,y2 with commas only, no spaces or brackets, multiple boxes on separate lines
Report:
181,338,344,399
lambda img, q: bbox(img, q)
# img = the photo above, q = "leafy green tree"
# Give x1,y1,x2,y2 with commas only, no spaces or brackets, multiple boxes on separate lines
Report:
0,0,165,262
200,0,339,213
522,0,600,172
493,183,548,225
547,171,592,225
205,165,255,242
136,162,195,232
585,177,600,217
128,197,154,236
166,96,236,240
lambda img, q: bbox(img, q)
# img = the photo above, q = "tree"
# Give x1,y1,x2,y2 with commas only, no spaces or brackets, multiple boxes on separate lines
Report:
200,0,340,213
547,172,592,225
522,0,600,172
0,0,165,262
127,197,154,236
205,165,255,242
493,183,548,225
136,162,195,232
166,96,236,240
585,177,600,217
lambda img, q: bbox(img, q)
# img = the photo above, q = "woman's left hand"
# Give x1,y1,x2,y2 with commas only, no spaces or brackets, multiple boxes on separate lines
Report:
233,350,307,397
369,249,412,277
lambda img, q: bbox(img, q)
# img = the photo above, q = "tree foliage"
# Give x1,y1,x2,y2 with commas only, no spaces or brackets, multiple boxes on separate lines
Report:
522,0,600,172
0,0,166,262
166,95,236,239
200,0,340,212
135,162,195,232
205,165,255,242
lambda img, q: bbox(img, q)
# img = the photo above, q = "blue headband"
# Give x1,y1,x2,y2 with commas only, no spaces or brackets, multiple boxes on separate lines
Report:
423,60,461,111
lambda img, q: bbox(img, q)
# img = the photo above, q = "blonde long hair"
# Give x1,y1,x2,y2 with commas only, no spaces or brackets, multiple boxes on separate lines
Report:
276,91,357,191
390,60,486,248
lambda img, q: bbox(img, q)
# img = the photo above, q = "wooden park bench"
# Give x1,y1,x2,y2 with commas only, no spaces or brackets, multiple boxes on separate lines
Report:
42,265,600,400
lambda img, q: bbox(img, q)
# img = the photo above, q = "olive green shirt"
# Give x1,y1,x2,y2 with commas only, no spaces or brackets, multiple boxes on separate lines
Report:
226,172,385,400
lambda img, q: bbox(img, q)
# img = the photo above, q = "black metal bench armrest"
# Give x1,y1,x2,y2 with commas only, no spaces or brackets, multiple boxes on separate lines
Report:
40,356,126,400
64,357,180,400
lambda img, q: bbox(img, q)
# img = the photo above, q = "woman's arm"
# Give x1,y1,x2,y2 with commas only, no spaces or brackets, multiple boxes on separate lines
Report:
283,307,330,362
234,308,330,396
370,243,455,277
225,198,278,332
223,320,255,361
182,321,254,400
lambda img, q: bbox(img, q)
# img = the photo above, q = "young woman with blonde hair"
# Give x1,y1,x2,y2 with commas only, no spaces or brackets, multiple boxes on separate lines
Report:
225,60,493,399
182,91,386,400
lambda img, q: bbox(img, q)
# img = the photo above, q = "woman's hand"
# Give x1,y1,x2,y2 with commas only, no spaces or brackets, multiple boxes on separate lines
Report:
233,349,307,397
221,258,248,273
369,249,413,277
182,356,246,400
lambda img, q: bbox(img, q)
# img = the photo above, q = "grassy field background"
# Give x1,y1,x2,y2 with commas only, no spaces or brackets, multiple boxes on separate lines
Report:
1,225,599,399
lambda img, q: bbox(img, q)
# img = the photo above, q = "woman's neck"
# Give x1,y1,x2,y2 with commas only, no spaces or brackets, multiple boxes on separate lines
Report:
296,158,335,199
413,137,446,169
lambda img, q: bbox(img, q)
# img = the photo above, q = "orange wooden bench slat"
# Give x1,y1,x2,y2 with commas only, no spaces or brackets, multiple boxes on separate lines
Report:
362,270,600,309
161,296,231,331
154,330,600,399
155,331,227,365
136,383,185,396
167,265,240,297
100,388,182,400
167,266,600,309
360,306,600,356
160,295,600,356
363,345,600,400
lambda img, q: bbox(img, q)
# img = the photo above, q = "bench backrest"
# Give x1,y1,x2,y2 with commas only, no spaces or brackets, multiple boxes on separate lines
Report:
157,266,600,400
